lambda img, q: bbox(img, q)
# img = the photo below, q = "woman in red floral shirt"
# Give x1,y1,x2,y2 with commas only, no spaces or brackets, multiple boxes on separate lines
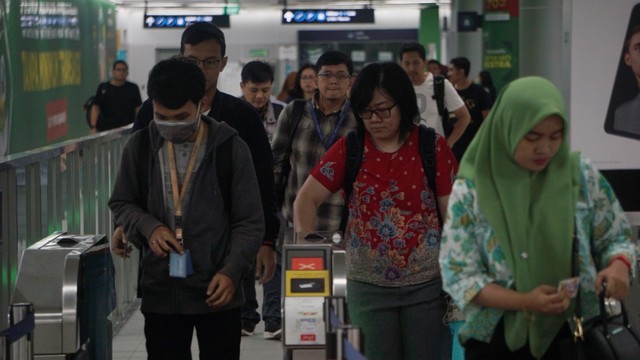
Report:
294,62,458,360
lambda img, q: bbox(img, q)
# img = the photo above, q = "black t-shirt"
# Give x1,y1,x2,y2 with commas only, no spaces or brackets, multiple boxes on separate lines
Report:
94,81,142,131
452,83,492,161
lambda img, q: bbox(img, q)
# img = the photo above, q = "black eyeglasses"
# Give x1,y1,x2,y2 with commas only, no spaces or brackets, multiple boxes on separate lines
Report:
317,72,351,81
358,103,398,119
183,57,221,69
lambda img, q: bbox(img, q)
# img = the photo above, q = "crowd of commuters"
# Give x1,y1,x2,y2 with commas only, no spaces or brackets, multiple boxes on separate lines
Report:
106,22,636,360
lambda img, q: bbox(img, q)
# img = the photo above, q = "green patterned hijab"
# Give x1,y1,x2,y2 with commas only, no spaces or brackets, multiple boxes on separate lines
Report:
458,77,578,358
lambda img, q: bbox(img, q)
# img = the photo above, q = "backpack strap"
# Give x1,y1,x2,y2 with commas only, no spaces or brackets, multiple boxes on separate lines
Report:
138,127,232,213
287,99,307,150
138,129,151,207
216,137,233,213
273,103,284,120
339,126,440,233
433,75,452,137
418,125,440,226
339,129,365,232
275,99,307,209
433,75,446,117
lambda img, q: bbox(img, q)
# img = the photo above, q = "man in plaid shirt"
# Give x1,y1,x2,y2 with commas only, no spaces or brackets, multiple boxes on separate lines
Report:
271,50,356,240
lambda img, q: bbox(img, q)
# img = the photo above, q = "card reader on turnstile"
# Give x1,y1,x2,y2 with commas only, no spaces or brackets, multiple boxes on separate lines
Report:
282,231,345,359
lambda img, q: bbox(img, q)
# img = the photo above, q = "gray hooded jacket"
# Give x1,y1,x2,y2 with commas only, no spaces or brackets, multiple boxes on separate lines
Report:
109,115,264,314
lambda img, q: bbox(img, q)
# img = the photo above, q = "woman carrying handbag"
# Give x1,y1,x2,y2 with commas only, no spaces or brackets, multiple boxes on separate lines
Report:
438,76,636,359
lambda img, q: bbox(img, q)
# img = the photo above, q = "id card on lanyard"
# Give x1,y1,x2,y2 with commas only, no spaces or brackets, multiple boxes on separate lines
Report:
310,100,351,151
166,123,208,278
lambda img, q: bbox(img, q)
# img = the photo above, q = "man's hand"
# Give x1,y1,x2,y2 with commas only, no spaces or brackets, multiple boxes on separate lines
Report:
206,273,235,308
256,245,277,284
111,225,133,258
596,259,630,300
148,226,184,258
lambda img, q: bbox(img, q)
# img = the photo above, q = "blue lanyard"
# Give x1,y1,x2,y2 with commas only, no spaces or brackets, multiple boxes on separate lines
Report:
310,99,351,150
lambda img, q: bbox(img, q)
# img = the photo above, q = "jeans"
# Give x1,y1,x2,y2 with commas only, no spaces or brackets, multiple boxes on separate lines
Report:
240,260,282,324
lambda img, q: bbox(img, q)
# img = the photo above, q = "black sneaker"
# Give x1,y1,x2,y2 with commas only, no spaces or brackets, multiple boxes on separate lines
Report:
241,319,256,336
263,320,282,340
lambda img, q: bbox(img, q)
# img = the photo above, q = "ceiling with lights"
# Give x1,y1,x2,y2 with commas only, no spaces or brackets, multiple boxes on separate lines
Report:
111,0,441,10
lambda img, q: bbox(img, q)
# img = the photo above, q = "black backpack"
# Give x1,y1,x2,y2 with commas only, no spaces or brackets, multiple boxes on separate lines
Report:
433,75,452,137
339,125,439,232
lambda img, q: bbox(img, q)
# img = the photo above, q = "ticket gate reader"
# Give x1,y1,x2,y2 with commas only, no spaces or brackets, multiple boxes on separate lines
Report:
282,231,347,360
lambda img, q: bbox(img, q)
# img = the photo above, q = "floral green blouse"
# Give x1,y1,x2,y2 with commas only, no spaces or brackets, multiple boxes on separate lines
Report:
438,155,636,344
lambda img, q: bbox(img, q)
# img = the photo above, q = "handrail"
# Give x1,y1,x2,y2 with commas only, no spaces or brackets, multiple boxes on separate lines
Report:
0,126,139,335
0,126,131,171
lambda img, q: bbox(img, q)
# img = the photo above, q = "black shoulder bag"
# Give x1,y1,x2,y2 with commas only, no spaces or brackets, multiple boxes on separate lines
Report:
564,229,640,360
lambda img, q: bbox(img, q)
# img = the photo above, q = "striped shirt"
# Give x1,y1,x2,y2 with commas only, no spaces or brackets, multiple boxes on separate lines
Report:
271,95,357,230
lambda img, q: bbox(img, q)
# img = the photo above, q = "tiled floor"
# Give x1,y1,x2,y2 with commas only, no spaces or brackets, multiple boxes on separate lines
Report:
112,284,284,360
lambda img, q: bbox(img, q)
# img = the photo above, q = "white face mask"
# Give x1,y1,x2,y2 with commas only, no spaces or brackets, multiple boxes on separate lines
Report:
153,104,201,143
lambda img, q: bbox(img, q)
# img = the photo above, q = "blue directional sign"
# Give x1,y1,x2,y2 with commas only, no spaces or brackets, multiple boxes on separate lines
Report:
144,14,230,28
282,9,374,24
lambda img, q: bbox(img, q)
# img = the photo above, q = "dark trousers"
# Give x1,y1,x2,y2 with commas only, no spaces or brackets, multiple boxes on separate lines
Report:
240,260,282,324
242,215,286,325
347,279,452,360
143,308,241,360
464,318,571,360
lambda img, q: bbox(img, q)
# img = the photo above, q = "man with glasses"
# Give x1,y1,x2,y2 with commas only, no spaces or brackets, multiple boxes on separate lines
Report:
115,22,280,332
89,60,142,133
271,50,356,251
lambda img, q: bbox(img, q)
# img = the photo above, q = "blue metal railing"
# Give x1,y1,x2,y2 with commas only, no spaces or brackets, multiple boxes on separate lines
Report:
0,303,35,359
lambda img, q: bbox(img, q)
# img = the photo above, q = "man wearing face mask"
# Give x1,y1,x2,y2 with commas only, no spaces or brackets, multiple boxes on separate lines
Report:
109,59,264,359
115,23,278,291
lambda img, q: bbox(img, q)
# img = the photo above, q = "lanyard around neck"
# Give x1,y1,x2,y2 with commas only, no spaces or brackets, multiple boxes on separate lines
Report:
310,99,350,150
167,122,207,242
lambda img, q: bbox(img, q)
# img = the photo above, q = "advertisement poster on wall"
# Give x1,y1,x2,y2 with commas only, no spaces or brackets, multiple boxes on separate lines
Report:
570,1,640,212
482,0,519,92
0,0,116,156
570,1,640,171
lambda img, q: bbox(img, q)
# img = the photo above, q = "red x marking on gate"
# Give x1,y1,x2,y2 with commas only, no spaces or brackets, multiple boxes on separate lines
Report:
292,257,324,270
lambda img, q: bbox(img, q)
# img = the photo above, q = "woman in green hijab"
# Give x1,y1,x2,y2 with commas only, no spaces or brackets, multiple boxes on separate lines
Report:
438,76,635,359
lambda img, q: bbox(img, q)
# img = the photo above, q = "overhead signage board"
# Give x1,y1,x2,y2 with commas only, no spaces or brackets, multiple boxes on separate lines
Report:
143,14,230,29
281,9,374,24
